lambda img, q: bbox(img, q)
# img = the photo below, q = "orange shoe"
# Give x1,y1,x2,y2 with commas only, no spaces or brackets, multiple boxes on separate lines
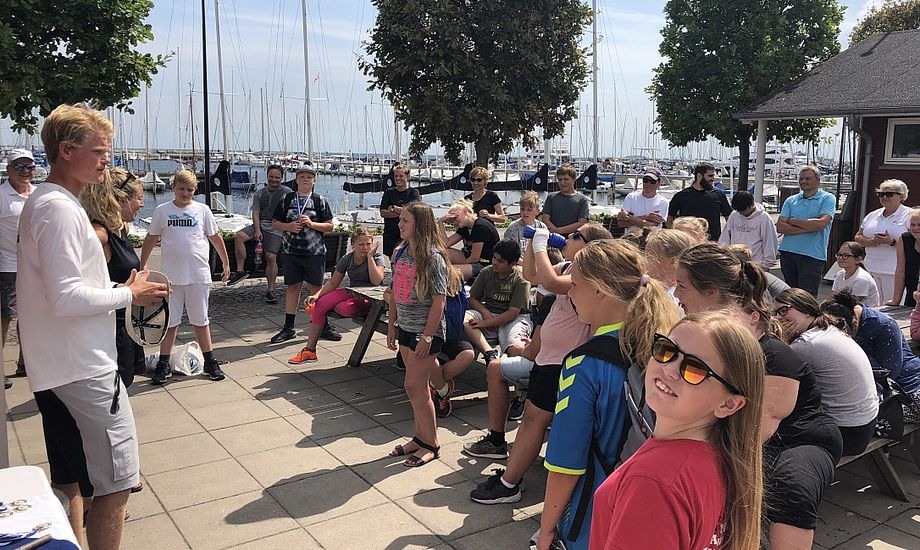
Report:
288,347,318,365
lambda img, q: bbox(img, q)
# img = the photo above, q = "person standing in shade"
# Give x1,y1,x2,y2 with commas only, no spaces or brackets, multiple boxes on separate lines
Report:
854,179,911,304
667,162,731,241
228,164,292,304
775,166,836,297
269,165,337,344
464,166,506,225
1,149,35,386
617,168,669,235
718,190,778,268
541,164,590,237
379,164,420,258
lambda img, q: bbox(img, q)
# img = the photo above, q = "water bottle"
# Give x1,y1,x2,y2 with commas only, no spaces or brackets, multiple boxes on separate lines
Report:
523,225,567,249
254,241,264,268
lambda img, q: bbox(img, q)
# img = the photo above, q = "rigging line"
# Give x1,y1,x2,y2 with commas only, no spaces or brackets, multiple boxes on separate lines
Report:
228,0,252,97
338,0,367,153
152,0,180,148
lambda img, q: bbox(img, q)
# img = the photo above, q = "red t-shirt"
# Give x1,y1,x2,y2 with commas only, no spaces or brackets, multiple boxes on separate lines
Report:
589,438,726,550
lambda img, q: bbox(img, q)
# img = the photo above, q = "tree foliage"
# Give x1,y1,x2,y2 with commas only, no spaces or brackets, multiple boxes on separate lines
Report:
360,0,593,166
0,0,166,133
851,0,920,43
649,1,843,187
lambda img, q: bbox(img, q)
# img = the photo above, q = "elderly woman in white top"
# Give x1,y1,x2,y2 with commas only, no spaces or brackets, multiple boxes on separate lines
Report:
854,179,912,303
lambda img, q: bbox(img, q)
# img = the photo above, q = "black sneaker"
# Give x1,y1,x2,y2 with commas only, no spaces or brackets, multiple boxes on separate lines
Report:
483,349,499,364
264,290,278,304
320,324,342,342
204,360,226,381
395,353,406,371
151,361,172,385
462,435,509,459
4,378,11,390
270,327,297,344
470,469,522,504
507,395,526,421
14,363,26,377
227,271,249,286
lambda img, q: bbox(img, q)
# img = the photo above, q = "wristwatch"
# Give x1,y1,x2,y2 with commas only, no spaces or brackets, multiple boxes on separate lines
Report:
422,335,433,344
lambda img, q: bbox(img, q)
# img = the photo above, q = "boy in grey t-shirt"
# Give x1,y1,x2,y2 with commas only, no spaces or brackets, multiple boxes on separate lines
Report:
540,164,589,236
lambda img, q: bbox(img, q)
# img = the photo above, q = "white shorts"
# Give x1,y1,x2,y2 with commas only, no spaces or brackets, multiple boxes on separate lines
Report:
500,355,534,386
465,310,532,352
168,283,210,327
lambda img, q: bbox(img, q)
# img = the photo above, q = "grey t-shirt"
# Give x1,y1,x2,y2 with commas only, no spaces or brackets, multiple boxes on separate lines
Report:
503,219,545,255
542,191,590,232
335,251,385,287
765,272,790,301
790,326,879,427
391,247,448,339
251,184,293,232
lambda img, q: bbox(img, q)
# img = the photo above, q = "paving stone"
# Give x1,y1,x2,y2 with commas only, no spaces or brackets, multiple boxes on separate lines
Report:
236,440,344,487
885,508,920,539
135,408,205,443
286,404,380,439
836,524,920,549
824,473,915,522
315,425,405,466
146,458,262,511
352,455,468,500
234,371,316,399
267,467,388,527
259,386,346,416
188,399,279,431
308,502,443,550
211,417,307,457
139,432,230,475
396,481,520,541
451,516,541,550
169,380,254,410
125,475,165,521
228,529,322,550
813,501,878,549
171,491,300,550
121,513,191,550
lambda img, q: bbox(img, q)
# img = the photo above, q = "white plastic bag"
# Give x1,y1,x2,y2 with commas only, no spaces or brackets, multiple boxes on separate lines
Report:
169,342,204,376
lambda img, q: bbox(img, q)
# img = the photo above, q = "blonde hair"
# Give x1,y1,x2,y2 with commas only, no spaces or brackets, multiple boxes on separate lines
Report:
403,202,453,299
671,311,764,550
393,164,411,178
41,103,114,164
673,216,709,243
573,239,681,366
447,267,464,297
80,169,140,233
470,166,491,185
350,225,373,243
800,164,822,180
645,228,695,260
519,190,540,210
576,222,613,242
449,198,475,216
878,178,909,199
172,169,198,188
556,164,577,180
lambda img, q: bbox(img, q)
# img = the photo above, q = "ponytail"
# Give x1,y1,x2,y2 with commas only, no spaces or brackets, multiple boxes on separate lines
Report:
621,277,682,365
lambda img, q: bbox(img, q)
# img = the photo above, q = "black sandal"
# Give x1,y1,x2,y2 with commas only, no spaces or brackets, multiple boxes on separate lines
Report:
389,436,423,457
403,439,440,468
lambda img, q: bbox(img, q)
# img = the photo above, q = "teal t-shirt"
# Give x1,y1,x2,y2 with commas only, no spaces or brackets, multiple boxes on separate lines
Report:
778,188,836,261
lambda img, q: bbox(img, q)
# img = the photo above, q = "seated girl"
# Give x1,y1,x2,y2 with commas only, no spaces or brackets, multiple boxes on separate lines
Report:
774,288,879,456
644,228,696,303
832,241,880,307
437,199,500,280
288,227,385,365
672,216,709,244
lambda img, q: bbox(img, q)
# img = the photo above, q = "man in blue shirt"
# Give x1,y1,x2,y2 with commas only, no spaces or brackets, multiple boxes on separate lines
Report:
776,166,836,297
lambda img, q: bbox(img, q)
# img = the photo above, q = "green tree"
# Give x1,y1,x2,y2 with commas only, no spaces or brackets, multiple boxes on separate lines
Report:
649,1,843,187
0,0,166,133
851,0,920,43
360,0,593,166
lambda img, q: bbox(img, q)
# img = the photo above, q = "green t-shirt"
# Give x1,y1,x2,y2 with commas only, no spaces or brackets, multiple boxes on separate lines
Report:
470,265,531,315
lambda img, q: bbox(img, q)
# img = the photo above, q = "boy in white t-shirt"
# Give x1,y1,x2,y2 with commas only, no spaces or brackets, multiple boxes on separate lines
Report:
617,168,669,235
140,170,231,384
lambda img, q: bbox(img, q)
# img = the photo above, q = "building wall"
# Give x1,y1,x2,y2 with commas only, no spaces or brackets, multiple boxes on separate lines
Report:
858,116,920,214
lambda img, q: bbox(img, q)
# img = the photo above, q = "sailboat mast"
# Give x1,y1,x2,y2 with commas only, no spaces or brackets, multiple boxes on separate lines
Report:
592,0,598,164
189,85,197,172
201,0,211,207
144,85,150,175
301,0,313,164
214,0,230,162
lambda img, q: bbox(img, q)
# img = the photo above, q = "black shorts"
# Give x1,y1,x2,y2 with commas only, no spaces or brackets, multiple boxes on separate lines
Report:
441,339,473,360
397,326,444,355
765,444,837,530
282,253,325,286
527,363,562,413
33,389,93,497
1,271,16,320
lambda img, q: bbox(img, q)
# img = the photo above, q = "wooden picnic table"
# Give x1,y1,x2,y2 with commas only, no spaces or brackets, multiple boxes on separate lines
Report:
343,285,390,368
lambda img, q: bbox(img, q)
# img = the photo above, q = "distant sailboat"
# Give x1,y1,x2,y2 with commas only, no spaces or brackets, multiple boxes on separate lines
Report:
141,170,166,192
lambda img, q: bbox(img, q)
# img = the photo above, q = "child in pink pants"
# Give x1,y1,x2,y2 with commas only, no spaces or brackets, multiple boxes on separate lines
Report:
289,228,386,364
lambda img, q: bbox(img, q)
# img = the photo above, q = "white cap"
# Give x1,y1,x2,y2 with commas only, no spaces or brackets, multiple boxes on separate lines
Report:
6,148,33,163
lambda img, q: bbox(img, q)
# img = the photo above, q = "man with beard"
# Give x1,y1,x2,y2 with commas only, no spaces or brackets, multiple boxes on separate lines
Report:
667,162,731,241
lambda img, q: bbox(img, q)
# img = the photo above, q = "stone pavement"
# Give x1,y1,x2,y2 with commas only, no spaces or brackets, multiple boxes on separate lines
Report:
4,277,920,549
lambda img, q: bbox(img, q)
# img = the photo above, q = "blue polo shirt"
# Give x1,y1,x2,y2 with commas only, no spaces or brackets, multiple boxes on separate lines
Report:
778,188,836,261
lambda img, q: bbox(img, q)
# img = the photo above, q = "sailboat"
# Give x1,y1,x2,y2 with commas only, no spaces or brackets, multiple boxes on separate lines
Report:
141,170,166,192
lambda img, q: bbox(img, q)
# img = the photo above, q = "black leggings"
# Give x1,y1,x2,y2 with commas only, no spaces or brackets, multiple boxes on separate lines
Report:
839,419,876,457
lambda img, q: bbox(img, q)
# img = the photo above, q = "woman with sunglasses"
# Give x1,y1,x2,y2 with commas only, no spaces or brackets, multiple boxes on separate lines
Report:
590,312,764,550
79,169,145,387
463,166,506,225
888,206,920,307
821,289,920,424
831,241,880,307
774,288,879,456
438,199,500,281
535,239,680,550
855,179,911,304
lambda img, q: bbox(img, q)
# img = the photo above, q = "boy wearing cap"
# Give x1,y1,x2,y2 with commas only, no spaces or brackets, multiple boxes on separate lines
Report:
2,149,35,387
617,168,669,235
269,166,337,343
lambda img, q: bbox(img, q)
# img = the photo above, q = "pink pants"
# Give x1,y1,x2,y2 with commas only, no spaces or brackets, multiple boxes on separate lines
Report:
311,288,371,325
911,302,920,341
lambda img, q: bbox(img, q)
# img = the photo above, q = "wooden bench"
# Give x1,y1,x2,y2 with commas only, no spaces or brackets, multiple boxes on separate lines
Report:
328,286,389,368
837,423,920,501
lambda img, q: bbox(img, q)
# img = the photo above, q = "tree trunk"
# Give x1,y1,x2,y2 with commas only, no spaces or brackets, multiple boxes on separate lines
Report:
474,135,491,167
737,139,750,191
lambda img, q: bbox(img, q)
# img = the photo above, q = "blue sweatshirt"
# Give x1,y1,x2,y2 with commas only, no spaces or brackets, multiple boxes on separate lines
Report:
855,306,920,393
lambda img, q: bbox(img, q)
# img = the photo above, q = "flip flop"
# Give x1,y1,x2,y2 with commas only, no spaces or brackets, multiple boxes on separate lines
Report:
389,436,423,457
403,439,440,468
126,271,171,347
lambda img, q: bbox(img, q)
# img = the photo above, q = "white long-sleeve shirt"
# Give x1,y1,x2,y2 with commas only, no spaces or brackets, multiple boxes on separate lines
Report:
17,182,133,392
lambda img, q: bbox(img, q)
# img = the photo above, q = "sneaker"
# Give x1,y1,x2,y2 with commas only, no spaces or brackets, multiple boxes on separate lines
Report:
320,324,342,342
227,271,249,286
483,349,499,364
395,353,406,371
264,290,278,304
462,435,509,459
470,469,522,504
430,385,453,418
507,395,526,421
270,327,296,344
3,378,10,390
204,360,226,381
289,347,318,365
14,363,26,377
151,361,172,385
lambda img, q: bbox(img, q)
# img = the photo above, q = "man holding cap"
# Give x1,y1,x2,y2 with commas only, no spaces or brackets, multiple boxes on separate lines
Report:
617,167,669,235
2,149,36,388
269,165,337,343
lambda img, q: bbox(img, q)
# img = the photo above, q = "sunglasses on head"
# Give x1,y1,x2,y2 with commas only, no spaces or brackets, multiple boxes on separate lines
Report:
569,229,587,243
877,191,901,198
11,163,35,172
651,334,743,395
117,172,138,192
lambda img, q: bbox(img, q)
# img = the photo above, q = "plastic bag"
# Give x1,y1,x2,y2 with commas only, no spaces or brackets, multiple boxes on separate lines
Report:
170,342,205,376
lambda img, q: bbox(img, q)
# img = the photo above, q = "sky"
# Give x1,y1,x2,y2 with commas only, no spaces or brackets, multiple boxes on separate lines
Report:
1,0,883,160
